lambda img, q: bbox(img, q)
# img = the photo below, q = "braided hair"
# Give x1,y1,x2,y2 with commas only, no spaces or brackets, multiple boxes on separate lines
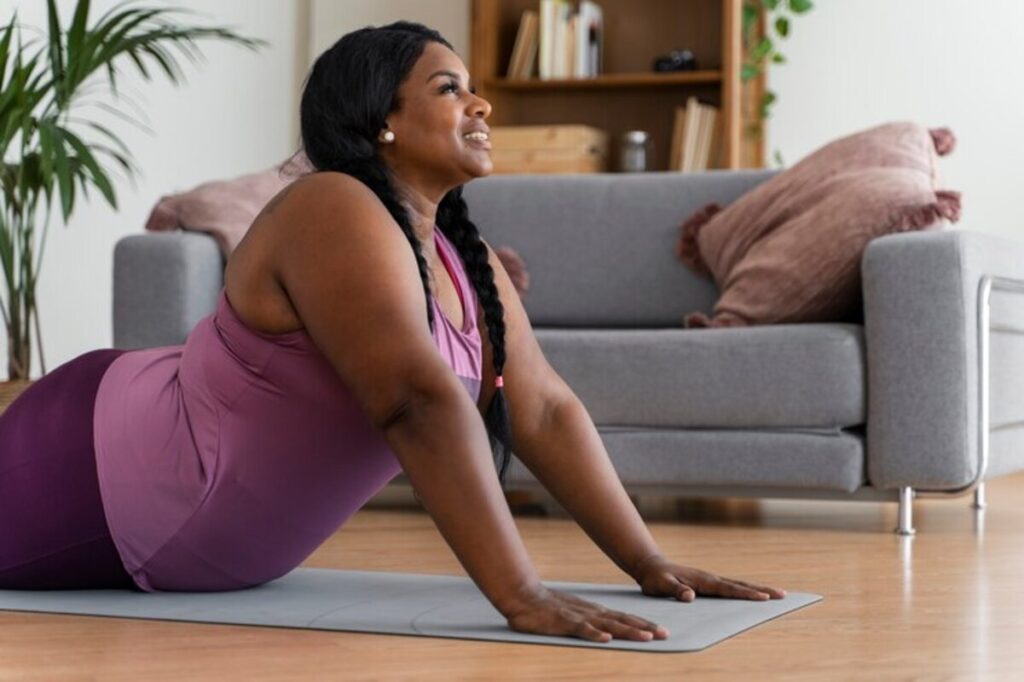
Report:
293,21,514,488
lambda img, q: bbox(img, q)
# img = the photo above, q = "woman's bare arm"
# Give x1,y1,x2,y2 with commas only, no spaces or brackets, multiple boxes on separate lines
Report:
273,173,543,616
474,239,787,603
473,240,663,580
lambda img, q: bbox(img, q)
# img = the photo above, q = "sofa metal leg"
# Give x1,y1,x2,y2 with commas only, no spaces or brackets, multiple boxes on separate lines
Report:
902,276,1023,528
895,487,916,535
972,482,987,509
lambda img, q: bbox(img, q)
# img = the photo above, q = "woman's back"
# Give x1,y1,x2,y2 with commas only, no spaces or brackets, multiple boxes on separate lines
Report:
92,226,482,592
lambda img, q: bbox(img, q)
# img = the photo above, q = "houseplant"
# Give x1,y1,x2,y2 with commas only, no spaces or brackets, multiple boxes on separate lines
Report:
0,0,264,393
741,0,814,166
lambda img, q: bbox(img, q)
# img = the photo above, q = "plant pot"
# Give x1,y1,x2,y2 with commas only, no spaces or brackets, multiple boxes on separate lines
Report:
0,379,35,415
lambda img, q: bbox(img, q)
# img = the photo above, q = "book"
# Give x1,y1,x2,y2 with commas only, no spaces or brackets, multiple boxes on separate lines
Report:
543,0,571,79
539,0,555,80
681,96,700,172
566,13,577,78
556,0,571,77
701,106,720,169
525,11,539,78
671,98,721,171
507,10,527,78
507,10,538,79
540,0,602,80
576,0,603,77
695,105,711,171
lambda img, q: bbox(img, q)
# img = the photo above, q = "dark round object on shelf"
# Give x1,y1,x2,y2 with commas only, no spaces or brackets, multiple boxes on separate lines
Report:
653,49,698,72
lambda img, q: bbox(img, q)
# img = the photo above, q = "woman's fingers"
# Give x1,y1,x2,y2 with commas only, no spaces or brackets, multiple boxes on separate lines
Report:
680,570,778,600
604,609,670,637
576,607,670,643
593,615,660,641
673,578,696,601
706,576,771,600
576,621,612,642
555,594,670,643
725,577,787,599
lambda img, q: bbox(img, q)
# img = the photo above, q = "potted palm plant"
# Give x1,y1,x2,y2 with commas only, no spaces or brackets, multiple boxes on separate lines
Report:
0,0,264,403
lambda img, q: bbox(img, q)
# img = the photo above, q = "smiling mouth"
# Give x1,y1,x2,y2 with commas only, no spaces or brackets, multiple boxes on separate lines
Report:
462,132,492,150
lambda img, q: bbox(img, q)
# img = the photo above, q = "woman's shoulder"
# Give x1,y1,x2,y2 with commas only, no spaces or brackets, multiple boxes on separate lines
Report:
276,170,379,210
246,170,391,252
226,173,379,338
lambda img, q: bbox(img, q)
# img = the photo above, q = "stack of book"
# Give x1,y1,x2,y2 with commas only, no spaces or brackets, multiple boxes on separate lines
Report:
507,0,604,80
669,97,721,172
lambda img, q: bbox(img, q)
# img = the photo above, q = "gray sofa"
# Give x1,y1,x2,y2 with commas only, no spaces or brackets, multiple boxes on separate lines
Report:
113,169,1024,534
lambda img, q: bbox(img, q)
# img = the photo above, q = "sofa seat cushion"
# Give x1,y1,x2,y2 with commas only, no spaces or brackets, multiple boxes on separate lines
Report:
507,427,866,493
536,322,865,429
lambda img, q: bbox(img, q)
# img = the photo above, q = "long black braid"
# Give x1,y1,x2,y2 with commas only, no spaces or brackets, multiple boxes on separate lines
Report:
294,21,514,487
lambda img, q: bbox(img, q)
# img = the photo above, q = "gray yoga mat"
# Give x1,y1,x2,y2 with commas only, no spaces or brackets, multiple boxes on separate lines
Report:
0,567,821,651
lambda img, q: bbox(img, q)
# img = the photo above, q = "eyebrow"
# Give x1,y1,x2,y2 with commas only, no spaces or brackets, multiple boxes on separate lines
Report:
427,69,473,87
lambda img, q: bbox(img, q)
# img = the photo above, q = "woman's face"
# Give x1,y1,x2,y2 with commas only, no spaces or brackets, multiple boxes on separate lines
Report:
380,41,493,191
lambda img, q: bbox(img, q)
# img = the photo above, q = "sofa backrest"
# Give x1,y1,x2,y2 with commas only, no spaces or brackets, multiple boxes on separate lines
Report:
461,169,778,327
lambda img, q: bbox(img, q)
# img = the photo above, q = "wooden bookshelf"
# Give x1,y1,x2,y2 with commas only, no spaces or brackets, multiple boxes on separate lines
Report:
470,0,766,172
486,70,723,90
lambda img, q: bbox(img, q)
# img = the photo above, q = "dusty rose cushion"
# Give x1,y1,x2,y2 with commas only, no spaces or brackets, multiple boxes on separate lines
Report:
675,121,961,328
144,153,531,296
145,152,313,254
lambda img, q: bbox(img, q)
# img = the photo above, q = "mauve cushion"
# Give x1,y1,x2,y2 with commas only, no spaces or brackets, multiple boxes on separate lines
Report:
145,153,312,254
675,121,961,328
143,153,530,296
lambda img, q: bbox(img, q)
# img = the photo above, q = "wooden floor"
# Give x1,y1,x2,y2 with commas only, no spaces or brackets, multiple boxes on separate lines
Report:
2,474,1023,681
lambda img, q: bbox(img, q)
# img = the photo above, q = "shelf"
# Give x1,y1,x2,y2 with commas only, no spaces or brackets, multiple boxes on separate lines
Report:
471,0,764,170
484,70,723,91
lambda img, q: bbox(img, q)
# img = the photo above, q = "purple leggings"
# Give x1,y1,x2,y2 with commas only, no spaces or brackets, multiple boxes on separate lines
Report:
0,349,142,591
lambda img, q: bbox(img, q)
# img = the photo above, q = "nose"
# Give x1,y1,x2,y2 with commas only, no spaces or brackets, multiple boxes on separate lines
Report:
470,92,491,119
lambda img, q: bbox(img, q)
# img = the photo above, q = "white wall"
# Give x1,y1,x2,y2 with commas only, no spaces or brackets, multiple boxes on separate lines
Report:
766,0,1023,240
309,0,470,65
0,0,302,378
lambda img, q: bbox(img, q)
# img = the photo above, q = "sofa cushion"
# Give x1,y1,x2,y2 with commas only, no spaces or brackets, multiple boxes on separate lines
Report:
508,427,867,493
536,322,865,429
676,121,961,328
145,153,311,255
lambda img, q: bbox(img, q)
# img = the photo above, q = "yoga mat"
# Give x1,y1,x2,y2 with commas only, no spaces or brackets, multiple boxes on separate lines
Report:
0,567,821,651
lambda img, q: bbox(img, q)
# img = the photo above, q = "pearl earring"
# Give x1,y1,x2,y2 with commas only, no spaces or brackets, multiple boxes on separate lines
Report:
381,130,395,143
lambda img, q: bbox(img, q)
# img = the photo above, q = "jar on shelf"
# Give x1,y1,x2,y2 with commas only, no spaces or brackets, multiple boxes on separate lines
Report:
618,130,653,172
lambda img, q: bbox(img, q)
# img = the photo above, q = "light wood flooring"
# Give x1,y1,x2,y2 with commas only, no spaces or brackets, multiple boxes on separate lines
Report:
2,473,1023,681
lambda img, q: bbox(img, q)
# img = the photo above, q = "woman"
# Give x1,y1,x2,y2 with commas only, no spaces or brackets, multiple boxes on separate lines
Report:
0,21,785,644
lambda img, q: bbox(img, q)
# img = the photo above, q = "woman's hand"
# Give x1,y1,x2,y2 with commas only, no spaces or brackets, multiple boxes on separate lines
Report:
633,554,787,602
503,584,671,644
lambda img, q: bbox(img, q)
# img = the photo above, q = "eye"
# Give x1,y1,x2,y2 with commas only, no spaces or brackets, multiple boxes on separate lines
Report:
441,82,478,96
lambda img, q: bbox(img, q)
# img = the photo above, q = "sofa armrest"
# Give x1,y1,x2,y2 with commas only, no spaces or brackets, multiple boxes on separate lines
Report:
862,228,1024,490
113,231,224,349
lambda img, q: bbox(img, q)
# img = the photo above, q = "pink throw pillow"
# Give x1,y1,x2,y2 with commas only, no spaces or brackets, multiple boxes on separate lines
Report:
145,153,313,255
675,121,961,328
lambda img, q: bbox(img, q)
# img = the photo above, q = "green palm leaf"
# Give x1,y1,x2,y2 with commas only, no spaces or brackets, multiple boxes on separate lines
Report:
0,18,15,92
65,0,90,73
45,0,65,105
60,124,116,209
